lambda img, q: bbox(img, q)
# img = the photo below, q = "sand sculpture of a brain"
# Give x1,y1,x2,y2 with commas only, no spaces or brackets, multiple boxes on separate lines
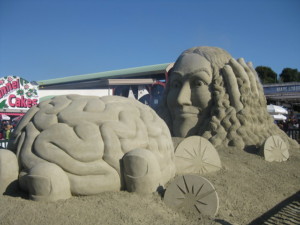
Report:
1,95,176,201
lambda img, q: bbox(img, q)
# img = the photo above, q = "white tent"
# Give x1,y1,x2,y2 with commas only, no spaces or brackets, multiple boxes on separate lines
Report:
272,114,287,121
128,87,136,99
1,114,10,120
267,105,288,115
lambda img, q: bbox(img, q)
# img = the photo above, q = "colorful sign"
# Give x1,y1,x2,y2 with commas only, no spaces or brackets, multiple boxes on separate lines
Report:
0,76,39,110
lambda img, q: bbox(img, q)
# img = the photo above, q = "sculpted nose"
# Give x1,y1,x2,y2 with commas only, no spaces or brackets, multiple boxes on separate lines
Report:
177,82,192,106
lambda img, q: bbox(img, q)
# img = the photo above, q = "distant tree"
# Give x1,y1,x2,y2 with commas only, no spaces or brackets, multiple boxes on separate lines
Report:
279,68,300,82
255,66,277,84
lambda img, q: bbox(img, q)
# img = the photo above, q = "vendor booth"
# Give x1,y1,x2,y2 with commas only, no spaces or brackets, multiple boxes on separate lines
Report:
0,76,39,140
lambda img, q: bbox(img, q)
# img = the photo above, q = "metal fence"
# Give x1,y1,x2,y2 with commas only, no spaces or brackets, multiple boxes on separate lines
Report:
286,128,300,143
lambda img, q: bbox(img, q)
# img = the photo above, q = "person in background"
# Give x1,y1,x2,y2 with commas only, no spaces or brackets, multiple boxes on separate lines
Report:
1,120,8,140
293,119,299,129
5,122,13,140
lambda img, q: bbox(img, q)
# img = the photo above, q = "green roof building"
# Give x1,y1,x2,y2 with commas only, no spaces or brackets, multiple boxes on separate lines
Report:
38,63,174,105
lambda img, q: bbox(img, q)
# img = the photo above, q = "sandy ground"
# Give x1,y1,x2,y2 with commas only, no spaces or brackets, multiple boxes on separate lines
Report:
0,145,299,225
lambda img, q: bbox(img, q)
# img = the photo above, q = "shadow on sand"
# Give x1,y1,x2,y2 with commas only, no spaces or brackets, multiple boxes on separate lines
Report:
248,191,300,225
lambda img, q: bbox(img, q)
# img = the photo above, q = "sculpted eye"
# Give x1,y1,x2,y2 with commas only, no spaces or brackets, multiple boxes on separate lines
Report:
192,79,207,88
171,80,182,88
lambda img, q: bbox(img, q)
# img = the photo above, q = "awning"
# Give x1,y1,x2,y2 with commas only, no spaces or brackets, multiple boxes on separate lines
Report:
0,112,25,116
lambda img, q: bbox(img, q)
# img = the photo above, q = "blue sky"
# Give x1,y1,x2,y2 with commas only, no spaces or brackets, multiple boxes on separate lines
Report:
1,0,300,82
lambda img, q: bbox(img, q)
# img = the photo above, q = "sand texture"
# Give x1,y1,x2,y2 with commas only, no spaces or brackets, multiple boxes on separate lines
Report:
0,146,299,225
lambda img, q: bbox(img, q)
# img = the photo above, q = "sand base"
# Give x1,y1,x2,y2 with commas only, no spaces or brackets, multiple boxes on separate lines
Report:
0,147,299,225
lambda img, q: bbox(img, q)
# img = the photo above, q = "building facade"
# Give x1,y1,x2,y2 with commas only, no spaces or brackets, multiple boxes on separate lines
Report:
263,82,300,111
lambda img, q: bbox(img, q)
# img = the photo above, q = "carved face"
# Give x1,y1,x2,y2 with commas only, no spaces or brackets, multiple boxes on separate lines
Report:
167,53,213,137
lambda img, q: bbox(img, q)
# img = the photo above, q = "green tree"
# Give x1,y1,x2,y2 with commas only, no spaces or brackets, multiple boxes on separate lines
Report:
279,68,300,82
255,66,277,84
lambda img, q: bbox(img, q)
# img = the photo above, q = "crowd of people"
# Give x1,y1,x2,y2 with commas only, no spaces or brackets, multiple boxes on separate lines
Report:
0,120,15,140
277,117,299,132
274,111,300,143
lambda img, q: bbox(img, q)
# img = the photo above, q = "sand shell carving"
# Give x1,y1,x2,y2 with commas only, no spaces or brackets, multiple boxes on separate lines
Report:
175,136,222,174
164,174,219,217
262,135,289,162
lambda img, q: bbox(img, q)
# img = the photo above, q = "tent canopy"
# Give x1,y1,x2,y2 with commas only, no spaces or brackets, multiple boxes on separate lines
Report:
272,114,287,121
267,105,288,115
0,114,10,120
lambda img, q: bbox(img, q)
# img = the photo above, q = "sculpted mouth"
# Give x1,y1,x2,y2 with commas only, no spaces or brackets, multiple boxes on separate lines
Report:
174,108,201,116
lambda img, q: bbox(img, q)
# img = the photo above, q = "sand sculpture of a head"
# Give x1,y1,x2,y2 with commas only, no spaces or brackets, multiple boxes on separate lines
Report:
0,95,176,201
158,46,298,150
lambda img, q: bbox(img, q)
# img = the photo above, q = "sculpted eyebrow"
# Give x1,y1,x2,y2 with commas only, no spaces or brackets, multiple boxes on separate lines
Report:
188,68,210,76
189,69,211,84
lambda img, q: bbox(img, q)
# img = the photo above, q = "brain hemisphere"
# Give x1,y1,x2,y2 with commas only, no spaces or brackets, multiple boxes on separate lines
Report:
7,95,176,196
14,95,174,179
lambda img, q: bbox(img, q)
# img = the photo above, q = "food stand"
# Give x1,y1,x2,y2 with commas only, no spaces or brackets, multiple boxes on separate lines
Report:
0,76,39,142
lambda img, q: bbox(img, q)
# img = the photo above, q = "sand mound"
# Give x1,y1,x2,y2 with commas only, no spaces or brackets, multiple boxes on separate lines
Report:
0,146,299,225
